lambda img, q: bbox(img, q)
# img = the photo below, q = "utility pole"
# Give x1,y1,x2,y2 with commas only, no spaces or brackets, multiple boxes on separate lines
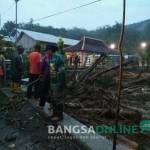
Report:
0,14,1,30
15,0,19,43
112,0,126,149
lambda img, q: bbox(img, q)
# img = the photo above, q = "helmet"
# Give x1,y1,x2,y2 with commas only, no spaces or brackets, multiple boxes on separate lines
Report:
17,45,24,54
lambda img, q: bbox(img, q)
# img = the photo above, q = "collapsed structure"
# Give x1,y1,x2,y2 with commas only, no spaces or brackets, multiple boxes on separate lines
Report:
65,36,119,66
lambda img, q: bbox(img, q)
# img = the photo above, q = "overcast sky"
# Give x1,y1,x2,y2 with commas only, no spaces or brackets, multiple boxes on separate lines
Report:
0,0,149,30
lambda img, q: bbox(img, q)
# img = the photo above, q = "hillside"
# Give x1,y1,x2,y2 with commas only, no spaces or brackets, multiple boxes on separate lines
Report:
127,19,150,31
0,19,150,54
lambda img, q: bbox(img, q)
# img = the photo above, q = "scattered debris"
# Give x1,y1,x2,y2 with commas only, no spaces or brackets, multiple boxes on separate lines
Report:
64,61,150,149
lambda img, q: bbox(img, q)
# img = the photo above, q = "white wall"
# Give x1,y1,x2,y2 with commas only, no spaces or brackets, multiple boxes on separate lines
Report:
16,34,36,51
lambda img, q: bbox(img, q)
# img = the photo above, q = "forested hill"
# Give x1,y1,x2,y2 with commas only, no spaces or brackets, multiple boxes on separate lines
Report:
127,19,150,32
0,19,150,54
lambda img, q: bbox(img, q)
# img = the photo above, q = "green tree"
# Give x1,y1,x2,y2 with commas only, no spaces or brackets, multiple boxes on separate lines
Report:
143,23,150,40
0,35,5,48
0,19,150,55
137,44,150,67
1,21,16,36
145,44,150,67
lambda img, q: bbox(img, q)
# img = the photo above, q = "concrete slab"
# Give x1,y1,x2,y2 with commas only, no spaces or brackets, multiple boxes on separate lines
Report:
0,88,15,98
27,99,133,150
43,102,53,117
61,113,133,150
21,78,29,93
21,85,27,93
26,98,134,150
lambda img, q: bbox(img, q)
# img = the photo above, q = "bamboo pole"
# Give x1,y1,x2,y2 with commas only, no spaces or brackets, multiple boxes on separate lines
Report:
112,0,126,150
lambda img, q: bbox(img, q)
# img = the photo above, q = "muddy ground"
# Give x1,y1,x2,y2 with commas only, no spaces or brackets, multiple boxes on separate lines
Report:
0,94,86,150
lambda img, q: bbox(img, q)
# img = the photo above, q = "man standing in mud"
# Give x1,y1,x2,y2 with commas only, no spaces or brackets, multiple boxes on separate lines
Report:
50,44,66,121
38,44,52,108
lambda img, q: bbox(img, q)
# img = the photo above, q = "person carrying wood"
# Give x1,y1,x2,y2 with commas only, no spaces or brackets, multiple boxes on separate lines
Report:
10,46,24,93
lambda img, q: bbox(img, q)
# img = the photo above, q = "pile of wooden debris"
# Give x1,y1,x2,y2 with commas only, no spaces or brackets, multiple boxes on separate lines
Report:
64,57,150,148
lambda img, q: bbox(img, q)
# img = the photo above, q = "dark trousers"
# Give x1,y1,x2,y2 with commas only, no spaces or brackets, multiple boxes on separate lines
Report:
0,76,4,87
51,92,64,119
27,74,40,99
52,102,64,119
39,80,50,107
11,74,22,84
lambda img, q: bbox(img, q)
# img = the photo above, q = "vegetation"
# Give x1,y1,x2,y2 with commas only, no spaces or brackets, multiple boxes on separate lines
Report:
0,35,5,48
0,31,14,59
0,19,150,55
0,91,9,106
138,44,150,67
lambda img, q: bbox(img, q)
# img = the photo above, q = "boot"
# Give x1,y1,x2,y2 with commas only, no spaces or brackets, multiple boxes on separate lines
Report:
13,82,21,94
57,103,64,120
51,103,63,122
10,82,14,92
15,84,21,94
51,102,59,122
13,82,17,93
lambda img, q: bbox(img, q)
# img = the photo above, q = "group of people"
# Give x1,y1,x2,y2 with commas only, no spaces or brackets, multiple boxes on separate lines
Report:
10,43,66,121
67,53,80,67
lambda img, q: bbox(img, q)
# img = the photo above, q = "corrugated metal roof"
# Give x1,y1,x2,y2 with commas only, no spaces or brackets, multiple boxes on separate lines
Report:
17,29,78,46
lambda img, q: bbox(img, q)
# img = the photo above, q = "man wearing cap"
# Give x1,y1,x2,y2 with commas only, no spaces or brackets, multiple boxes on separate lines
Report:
10,46,24,93
27,44,41,99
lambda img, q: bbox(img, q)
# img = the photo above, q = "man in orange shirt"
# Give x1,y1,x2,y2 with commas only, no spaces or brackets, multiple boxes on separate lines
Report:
27,45,41,99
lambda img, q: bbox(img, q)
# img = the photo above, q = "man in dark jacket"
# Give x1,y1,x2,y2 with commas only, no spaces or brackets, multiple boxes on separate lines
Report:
10,46,24,93
38,44,52,108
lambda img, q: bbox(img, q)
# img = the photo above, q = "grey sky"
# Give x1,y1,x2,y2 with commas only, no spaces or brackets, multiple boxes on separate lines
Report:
0,0,149,30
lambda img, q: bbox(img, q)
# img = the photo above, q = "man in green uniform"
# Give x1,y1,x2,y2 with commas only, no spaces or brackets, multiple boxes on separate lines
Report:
50,44,66,121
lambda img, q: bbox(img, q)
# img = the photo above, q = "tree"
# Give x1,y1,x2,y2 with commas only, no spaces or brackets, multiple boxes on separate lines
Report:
0,35,5,49
0,19,150,55
143,23,150,40
1,21,16,36
137,44,150,67
145,44,150,67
